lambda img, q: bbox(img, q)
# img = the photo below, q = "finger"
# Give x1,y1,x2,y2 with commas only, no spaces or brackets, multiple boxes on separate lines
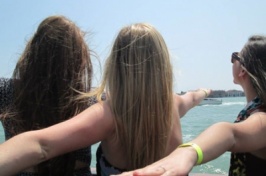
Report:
133,166,166,176
112,171,134,176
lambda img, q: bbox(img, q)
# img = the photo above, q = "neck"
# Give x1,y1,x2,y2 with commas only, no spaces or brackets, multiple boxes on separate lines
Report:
238,74,257,103
242,84,257,103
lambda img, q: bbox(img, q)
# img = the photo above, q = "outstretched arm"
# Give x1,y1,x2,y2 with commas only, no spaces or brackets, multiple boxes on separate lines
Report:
176,88,211,117
0,102,113,176
116,112,266,176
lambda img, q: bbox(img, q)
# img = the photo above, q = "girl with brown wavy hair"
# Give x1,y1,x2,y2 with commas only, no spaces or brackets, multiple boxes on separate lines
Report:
0,15,93,176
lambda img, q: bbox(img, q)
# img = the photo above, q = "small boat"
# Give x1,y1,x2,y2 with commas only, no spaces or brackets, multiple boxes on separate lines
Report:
198,98,222,106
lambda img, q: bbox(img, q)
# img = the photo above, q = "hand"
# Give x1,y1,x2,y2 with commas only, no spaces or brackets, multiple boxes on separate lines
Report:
114,147,196,176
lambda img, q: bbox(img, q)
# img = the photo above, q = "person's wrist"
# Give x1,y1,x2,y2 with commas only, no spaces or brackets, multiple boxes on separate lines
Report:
176,145,198,166
198,89,209,98
178,143,203,165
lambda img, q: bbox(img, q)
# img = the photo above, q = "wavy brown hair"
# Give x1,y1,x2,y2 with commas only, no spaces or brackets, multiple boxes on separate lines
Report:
240,35,266,107
90,23,173,169
3,15,92,175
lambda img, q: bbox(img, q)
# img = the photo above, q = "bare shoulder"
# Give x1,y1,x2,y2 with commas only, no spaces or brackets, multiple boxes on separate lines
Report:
66,100,116,144
249,111,266,128
248,111,266,123
234,111,266,130
81,101,113,119
85,101,114,125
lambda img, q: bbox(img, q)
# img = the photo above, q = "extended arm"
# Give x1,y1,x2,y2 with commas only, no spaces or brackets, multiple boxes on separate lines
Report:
176,88,211,117
116,112,266,176
0,102,113,176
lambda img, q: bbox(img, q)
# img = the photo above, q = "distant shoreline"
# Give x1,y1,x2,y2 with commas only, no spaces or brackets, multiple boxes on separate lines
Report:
178,89,245,98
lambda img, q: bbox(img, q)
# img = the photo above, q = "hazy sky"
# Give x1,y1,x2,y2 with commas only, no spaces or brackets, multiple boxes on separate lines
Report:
1,1,266,92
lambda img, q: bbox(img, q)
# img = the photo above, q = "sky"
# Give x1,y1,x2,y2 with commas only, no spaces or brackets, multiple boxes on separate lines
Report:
1,1,266,93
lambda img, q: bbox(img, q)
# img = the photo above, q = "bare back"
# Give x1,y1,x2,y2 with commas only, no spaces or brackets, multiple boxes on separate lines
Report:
100,95,183,170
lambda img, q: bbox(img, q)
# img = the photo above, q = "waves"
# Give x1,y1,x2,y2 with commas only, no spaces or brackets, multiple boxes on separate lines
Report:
181,97,246,174
222,101,246,106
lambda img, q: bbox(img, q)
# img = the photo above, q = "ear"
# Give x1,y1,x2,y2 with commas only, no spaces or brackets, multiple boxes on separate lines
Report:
238,66,246,77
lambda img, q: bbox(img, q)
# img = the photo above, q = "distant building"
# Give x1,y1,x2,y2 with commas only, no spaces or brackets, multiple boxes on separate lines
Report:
209,90,226,98
226,90,245,97
177,90,245,98
210,90,244,98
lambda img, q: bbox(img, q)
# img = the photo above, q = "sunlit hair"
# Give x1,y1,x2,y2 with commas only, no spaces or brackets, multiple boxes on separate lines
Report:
3,15,92,175
89,23,173,169
240,35,266,106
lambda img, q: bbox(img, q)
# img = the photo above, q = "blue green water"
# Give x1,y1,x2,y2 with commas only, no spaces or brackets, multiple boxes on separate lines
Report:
183,97,246,174
0,97,246,175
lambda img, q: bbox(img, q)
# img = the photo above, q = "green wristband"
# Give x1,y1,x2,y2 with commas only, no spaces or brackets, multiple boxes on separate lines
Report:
178,142,203,165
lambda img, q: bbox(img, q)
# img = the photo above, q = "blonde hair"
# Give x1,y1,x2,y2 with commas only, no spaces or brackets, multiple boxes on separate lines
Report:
89,23,173,169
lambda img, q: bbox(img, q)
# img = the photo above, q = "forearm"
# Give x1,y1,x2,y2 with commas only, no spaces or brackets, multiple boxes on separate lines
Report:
178,89,211,117
0,132,45,175
115,123,236,176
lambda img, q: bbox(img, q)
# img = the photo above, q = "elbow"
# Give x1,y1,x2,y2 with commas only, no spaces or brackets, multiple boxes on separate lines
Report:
191,93,201,107
25,131,50,163
187,92,202,107
39,143,49,162
215,122,236,152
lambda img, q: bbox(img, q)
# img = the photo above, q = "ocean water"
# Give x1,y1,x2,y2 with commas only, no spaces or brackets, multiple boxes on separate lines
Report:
0,97,246,175
183,97,246,174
